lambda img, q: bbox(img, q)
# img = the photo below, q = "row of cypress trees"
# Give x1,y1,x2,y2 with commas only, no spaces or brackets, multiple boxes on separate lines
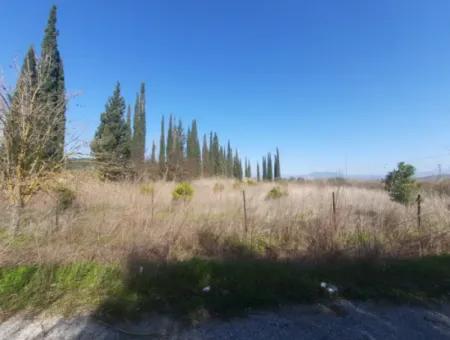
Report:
155,116,246,180
257,148,281,181
90,82,283,181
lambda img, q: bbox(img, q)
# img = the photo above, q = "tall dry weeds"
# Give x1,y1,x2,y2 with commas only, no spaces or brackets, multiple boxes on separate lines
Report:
1,171,450,265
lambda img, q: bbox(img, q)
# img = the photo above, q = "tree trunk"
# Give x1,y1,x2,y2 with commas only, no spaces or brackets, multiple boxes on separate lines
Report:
11,202,23,235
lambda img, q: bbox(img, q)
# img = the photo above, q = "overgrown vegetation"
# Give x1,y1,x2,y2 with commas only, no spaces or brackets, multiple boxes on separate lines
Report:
1,256,449,320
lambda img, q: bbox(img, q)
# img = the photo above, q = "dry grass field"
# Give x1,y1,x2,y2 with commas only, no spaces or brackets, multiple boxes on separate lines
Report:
1,171,449,266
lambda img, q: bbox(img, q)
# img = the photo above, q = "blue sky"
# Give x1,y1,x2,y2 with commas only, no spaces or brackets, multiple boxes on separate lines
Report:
2,0,450,176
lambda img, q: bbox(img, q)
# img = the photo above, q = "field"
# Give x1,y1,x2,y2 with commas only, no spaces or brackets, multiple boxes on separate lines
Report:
1,171,450,266
1,172,450,319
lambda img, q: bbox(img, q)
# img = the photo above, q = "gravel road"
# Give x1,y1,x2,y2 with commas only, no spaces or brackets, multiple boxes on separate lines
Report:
2,300,450,339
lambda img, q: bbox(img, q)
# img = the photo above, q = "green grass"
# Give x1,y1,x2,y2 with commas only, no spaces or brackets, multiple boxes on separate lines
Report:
1,256,450,320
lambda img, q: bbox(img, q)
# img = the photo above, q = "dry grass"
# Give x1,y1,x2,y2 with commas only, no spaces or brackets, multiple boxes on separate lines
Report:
1,170,450,266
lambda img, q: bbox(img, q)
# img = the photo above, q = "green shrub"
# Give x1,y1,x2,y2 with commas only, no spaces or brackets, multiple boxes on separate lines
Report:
384,162,418,205
245,179,257,186
172,182,194,201
266,186,288,200
52,184,76,211
140,183,154,195
213,182,225,193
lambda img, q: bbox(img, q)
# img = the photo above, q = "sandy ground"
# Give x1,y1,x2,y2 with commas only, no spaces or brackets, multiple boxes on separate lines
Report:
1,300,450,339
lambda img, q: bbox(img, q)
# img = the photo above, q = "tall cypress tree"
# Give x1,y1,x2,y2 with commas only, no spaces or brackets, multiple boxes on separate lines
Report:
166,115,174,167
257,162,261,181
189,120,201,177
267,152,273,181
159,116,166,176
91,83,130,180
39,5,66,161
202,134,209,176
274,147,281,180
262,157,267,180
126,105,132,137
226,141,233,177
132,83,146,166
150,140,156,163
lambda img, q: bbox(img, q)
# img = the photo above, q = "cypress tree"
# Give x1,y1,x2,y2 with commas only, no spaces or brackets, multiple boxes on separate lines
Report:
257,163,261,181
132,83,146,166
166,115,174,167
91,83,130,180
189,120,201,177
150,140,156,163
274,147,281,180
39,5,66,161
267,152,273,181
159,116,166,176
212,133,220,175
226,141,233,177
262,157,267,180
126,105,132,137
202,134,209,176
233,150,243,180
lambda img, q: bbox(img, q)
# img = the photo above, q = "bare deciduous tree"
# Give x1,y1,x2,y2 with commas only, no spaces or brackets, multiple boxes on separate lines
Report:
0,52,66,233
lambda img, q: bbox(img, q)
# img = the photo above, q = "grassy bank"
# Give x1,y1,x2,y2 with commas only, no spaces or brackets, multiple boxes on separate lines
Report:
1,255,450,321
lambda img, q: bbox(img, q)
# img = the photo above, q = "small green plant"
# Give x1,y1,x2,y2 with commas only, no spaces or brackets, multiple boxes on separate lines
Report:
384,162,418,205
213,182,225,193
140,183,154,195
266,186,288,200
245,179,257,186
172,182,194,201
52,184,76,211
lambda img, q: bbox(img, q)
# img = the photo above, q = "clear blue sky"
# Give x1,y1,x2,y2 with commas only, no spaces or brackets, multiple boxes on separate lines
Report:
2,0,450,176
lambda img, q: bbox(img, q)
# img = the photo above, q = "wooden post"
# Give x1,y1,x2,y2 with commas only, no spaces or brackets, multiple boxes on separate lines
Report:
417,194,421,229
151,189,155,226
242,190,248,235
417,194,422,256
332,191,337,230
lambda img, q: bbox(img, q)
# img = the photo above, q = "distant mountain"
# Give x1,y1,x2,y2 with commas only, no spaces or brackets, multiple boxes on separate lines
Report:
301,172,383,181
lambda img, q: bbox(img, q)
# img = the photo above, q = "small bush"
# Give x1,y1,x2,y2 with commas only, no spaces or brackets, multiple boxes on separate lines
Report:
172,182,194,201
213,182,225,193
232,181,242,190
266,186,288,200
384,162,418,205
140,183,154,195
52,184,76,211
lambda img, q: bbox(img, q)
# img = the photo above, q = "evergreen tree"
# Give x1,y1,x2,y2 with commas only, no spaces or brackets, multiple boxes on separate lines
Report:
91,83,130,180
159,116,166,177
233,150,243,180
274,147,281,180
150,140,156,163
257,162,261,181
39,5,66,161
166,115,174,167
188,120,201,177
226,141,233,177
262,157,267,180
267,153,273,181
202,134,209,176
132,82,146,166
126,105,132,137
211,133,220,175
